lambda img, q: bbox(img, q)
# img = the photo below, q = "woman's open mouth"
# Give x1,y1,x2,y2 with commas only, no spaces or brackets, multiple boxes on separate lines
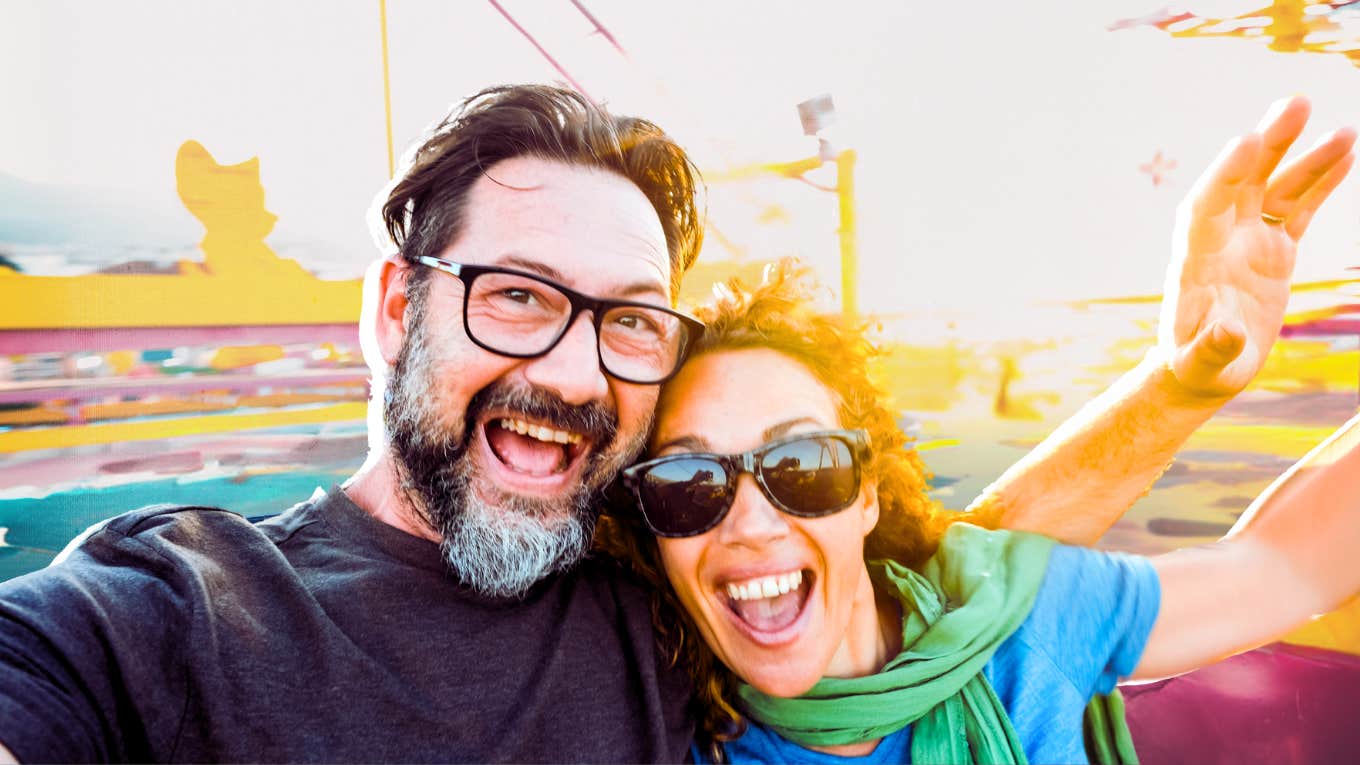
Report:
719,568,814,645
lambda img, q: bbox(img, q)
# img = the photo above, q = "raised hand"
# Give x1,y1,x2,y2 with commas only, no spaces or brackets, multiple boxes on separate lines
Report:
1160,96,1356,398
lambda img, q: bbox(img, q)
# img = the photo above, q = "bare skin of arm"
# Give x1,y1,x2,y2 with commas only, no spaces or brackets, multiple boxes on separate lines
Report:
970,96,1357,545
966,349,1226,543
1134,410,1360,680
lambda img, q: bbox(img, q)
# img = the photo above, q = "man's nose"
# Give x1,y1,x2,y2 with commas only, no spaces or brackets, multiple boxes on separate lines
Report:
717,475,790,549
521,312,610,405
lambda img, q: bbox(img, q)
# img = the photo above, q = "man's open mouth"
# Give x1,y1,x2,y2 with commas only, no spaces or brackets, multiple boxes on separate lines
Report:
720,568,814,637
483,416,591,477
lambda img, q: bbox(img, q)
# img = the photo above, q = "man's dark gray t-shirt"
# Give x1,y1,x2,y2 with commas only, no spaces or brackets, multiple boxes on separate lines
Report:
0,489,693,762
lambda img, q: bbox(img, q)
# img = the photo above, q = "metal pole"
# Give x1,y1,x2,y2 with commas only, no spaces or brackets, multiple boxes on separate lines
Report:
487,0,596,104
836,149,858,322
379,0,395,179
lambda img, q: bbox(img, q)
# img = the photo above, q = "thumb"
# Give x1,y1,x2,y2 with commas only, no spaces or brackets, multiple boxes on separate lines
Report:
1175,318,1247,381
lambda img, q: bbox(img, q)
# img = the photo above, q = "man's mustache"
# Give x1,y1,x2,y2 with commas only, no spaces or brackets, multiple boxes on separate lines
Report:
467,381,618,447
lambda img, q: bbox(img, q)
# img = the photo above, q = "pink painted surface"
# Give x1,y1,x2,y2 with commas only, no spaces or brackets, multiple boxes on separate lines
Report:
0,324,361,355
1125,643,1360,765
1280,318,1360,338
0,368,369,405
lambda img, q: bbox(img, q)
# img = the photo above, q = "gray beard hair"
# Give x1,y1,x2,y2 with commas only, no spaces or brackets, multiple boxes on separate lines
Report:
431,457,591,599
384,292,644,599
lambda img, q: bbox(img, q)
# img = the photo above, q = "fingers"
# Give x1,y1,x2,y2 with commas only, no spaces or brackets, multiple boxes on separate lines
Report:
1249,96,1311,186
1190,135,1261,220
1285,149,1355,240
1263,126,1358,229
1264,127,1357,202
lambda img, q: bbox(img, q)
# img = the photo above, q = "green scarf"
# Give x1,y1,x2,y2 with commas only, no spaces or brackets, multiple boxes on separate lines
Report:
738,523,1053,763
1085,690,1138,765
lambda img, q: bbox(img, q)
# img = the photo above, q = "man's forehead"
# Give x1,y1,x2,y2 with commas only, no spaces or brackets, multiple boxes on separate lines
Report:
464,157,659,239
455,156,671,297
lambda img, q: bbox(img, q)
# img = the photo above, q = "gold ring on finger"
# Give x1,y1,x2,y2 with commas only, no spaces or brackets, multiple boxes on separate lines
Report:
1261,212,1286,225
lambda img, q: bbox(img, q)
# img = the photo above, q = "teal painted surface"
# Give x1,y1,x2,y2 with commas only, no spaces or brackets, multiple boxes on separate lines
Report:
0,470,352,579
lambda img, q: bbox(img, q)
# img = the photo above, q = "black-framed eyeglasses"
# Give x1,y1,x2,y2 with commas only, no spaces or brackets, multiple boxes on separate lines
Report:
414,255,705,385
621,429,871,538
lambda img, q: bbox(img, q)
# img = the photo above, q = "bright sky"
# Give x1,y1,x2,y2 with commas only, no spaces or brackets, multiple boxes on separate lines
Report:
3,0,1359,314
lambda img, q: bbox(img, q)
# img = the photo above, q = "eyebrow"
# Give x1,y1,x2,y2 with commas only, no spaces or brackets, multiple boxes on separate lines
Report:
653,434,710,454
762,417,827,442
495,254,668,302
652,417,830,455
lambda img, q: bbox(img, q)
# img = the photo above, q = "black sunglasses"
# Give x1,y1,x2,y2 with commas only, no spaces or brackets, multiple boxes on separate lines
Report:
621,429,871,538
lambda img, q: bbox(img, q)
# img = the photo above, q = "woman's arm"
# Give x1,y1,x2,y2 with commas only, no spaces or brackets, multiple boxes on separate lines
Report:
1132,410,1360,680
972,96,1356,545
966,348,1225,542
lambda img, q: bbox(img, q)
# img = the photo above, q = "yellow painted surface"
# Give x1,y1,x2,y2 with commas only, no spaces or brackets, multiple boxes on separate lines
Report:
0,402,367,452
209,345,286,370
873,343,988,413
1071,277,1360,308
0,406,70,426
1037,422,1345,470
106,351,138,375
80,397,235,422
1283,596,1360,654
0,141,360,330
1252,343,1358,394
1167,0,1360,65
1186,423,1343,459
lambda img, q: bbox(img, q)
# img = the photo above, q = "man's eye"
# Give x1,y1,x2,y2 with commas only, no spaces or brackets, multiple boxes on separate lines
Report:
613,312,662,335
500,288,537,305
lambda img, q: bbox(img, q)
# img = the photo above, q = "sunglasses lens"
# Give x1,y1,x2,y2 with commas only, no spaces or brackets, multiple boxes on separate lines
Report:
761,436,859,516
637,457,732,536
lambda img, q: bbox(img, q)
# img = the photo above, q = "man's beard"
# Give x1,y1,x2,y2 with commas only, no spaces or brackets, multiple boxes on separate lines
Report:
384,311,649,599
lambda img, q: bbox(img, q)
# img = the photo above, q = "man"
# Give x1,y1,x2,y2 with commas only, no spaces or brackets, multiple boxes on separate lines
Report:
0,85,704,763
0,85,1351,762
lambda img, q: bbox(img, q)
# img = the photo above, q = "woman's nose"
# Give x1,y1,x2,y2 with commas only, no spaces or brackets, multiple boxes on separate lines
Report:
717,474,790,548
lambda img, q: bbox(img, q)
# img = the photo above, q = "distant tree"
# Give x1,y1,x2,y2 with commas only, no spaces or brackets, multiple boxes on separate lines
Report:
0,252,21,272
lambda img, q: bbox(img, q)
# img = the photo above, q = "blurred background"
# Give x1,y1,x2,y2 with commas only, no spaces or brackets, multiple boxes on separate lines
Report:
1,0,1358,654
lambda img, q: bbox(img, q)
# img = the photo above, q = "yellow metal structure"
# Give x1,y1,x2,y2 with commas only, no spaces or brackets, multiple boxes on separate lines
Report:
706,150,859,321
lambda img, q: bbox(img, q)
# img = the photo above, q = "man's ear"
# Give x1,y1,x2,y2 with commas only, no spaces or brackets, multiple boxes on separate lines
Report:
374,258,412,365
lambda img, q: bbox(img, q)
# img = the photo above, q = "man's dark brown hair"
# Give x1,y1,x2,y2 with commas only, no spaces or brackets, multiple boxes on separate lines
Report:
381,84,704,299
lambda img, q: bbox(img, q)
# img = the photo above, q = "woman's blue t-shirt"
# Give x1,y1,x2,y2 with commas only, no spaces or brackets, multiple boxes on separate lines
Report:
706,544,1161,764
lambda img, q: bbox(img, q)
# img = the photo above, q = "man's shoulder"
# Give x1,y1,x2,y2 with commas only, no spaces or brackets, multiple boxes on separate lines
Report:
72,502,290,559
100,502,254,539
29,495,326,601
96,485,333,546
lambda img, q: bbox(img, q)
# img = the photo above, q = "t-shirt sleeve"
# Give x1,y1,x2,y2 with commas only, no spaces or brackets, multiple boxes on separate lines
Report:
0,512,192,762
1021,544,1161,697
0,559,123,761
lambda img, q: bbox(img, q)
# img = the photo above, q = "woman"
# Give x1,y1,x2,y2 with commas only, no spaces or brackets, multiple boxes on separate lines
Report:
596,260,1360,763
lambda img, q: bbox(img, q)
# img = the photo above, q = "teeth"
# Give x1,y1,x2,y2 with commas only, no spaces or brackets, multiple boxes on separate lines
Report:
725,571,803,602
498,418,583,445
